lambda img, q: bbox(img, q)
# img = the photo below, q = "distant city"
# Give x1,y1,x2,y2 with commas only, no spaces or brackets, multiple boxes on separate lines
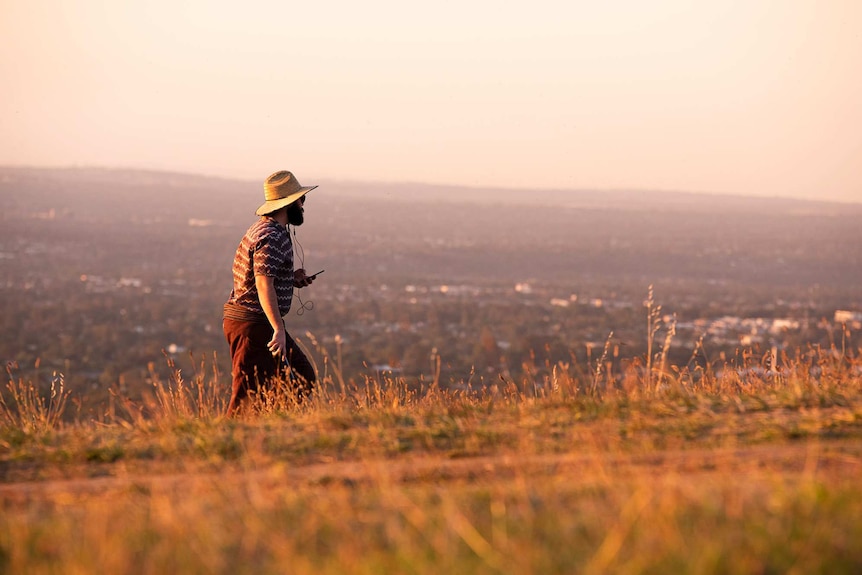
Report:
2,167,860,411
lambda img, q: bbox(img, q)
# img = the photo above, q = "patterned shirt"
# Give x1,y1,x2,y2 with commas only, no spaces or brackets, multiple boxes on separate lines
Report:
224,217,294,321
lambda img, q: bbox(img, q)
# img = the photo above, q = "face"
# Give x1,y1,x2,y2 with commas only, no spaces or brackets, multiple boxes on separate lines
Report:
287,195,305,226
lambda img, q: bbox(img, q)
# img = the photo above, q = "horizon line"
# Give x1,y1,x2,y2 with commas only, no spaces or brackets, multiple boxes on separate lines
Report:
1,163,859,206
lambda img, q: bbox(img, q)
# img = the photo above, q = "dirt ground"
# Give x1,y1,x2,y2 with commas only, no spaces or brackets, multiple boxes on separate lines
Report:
2,439,860,507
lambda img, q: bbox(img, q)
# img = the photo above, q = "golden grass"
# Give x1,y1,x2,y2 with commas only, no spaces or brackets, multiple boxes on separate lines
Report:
2,330,862,573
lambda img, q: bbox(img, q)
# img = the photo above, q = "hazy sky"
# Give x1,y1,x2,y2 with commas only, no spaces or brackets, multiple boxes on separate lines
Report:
2,0,860,203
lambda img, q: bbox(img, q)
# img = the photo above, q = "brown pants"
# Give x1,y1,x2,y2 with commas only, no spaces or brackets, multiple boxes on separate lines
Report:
223,318,316,415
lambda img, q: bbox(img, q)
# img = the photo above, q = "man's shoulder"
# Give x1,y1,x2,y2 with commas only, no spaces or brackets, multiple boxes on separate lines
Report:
246,218,288,243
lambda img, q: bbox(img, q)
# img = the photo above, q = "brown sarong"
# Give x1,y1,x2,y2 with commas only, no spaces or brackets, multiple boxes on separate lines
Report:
223,317,315,415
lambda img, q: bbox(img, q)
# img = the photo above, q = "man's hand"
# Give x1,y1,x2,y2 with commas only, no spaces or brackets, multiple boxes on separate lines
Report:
267,327,287,361
294,268,315,288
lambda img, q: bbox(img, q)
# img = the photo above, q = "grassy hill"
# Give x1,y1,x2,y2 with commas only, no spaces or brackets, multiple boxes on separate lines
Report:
2,337,862,573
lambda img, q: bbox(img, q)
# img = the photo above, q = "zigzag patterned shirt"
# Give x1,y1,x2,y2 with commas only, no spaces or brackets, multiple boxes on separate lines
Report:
224,217,294,321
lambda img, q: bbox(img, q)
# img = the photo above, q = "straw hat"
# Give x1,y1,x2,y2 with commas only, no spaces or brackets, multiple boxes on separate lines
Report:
256,170,317,216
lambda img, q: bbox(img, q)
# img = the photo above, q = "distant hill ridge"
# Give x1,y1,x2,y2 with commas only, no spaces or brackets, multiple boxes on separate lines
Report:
2,165,860,292
1,166,857,218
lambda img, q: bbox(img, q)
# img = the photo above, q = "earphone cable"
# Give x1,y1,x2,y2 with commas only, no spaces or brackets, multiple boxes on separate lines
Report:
289,224,314,315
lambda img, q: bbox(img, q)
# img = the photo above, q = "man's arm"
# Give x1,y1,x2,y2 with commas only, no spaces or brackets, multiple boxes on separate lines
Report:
255,274,286,361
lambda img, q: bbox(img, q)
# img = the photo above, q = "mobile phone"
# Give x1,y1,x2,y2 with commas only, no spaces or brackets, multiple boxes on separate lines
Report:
309,270,325,280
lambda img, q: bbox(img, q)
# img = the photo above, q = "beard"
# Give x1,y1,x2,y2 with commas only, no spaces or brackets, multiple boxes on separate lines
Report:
287,202,304,226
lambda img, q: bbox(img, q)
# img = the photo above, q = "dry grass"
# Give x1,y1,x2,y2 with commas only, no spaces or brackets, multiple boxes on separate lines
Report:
2,325,862,573
1,361,70,435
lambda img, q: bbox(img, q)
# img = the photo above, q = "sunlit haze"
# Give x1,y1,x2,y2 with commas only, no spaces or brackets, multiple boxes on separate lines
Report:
2,0,860,203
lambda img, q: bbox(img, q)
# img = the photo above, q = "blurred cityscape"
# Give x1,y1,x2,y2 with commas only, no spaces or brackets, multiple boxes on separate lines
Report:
2,167,860,411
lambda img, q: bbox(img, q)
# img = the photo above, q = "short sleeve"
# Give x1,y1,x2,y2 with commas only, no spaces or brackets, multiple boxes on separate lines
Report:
253,236,280,277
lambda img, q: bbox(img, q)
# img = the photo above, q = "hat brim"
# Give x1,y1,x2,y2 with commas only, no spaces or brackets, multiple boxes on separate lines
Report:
255,186,317,216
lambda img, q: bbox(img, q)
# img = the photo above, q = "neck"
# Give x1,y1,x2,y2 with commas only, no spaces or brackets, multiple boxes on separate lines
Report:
266,209,288,226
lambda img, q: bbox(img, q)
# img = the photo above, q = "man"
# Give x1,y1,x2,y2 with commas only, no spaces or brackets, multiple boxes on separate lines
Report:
223,170,318,415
